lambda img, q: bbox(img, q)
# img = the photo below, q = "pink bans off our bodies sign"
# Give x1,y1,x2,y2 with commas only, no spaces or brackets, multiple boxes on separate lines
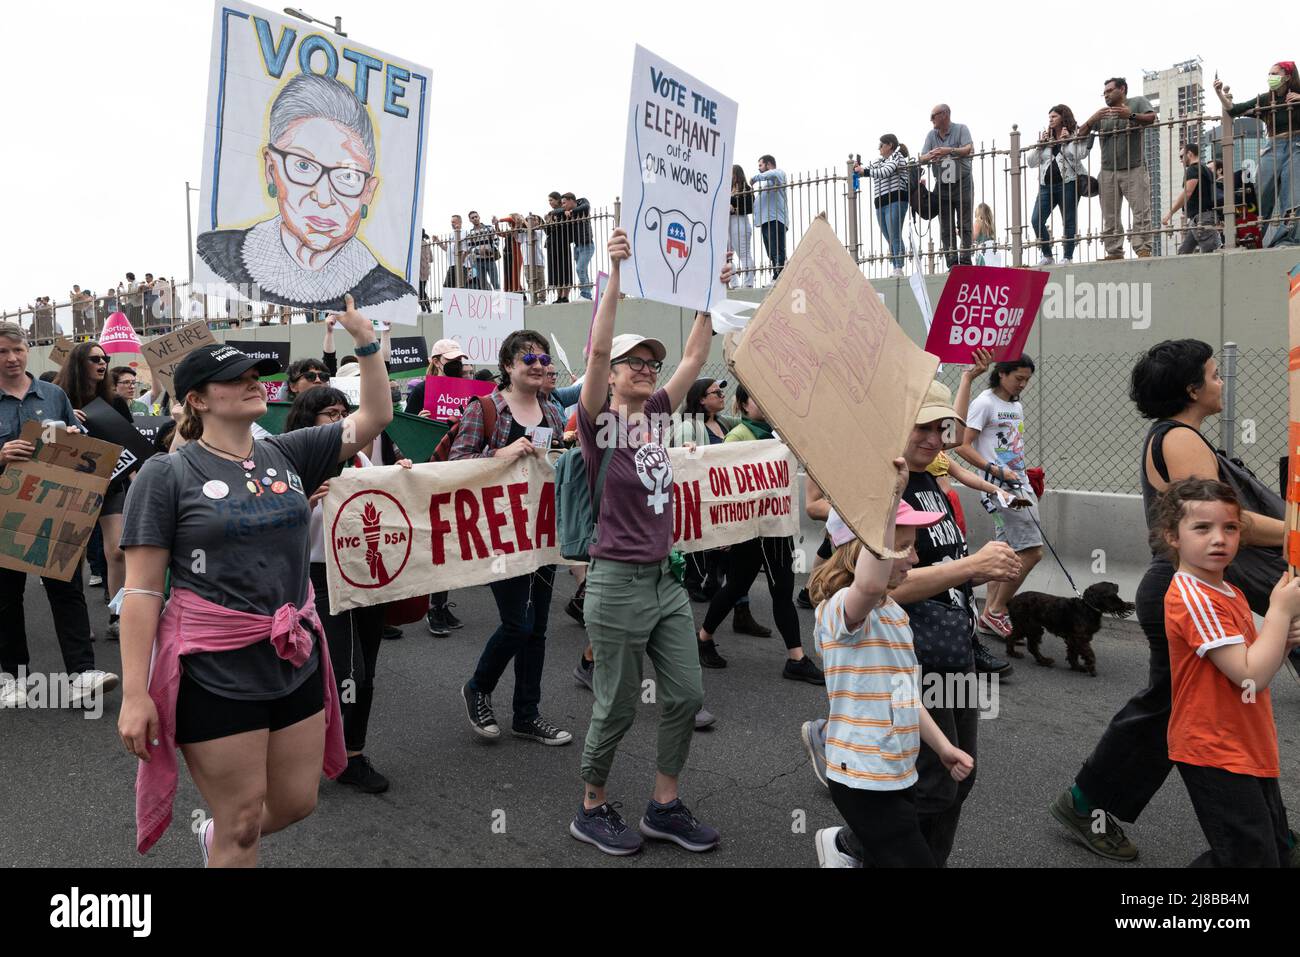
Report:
423,376,496,420
923,266,1048,364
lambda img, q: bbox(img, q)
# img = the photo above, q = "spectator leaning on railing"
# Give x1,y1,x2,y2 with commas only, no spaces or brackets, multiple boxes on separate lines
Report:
419,229,432,311
544,191,572,303
1163,143,1221,255
563,192,595,300
855,135,912,276
751,155,789,281
465,211,500,290
1078,77,1156,260
919,105,974,268
729,166,755,288
1026,105,1089,266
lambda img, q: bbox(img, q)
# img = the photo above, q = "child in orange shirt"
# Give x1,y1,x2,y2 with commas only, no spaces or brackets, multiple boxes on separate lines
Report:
1154,478,1300,866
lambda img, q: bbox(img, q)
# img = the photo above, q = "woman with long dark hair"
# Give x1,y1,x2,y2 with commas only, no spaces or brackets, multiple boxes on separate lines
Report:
729,166,755,288
55,341,134,638
285,385,411,793
1027,105,1088,265
855,134,912,276
1051,339,1289,862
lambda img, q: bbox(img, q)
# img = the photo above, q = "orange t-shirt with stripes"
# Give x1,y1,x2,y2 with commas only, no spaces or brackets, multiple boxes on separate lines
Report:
815,590,921,790
1165,571,1278,778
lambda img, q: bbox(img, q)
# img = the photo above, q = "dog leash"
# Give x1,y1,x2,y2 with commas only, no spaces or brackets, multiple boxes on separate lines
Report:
983,468,1086,603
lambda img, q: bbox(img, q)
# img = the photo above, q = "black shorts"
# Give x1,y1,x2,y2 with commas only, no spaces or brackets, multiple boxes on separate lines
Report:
175,666,325,745
817,534,834,561
101,485,128,517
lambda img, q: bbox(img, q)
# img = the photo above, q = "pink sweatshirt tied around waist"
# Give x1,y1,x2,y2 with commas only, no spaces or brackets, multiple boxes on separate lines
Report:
135,585,346,854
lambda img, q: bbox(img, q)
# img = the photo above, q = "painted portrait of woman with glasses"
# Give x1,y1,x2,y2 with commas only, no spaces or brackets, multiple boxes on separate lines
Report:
197,73,419,316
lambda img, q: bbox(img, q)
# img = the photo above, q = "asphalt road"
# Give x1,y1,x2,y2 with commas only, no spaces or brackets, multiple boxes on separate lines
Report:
3,571,1299,869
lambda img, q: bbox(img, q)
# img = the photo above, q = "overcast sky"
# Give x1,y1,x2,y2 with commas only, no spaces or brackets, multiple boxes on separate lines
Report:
0,0,1269,312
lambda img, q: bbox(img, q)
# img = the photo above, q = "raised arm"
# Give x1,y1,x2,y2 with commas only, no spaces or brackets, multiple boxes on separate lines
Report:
579,230,629,421
664,255,735,410
840,459,906,628
332,294,394,463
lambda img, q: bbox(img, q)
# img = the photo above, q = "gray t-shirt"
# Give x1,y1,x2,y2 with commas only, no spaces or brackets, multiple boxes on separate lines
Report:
121,422,343,700
922,122,973,178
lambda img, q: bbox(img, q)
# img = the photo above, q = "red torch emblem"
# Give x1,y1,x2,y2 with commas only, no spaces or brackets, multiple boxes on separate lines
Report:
361,501,392,585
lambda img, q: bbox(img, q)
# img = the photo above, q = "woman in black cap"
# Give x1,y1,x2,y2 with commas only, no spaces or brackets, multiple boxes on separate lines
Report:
116,295,393,865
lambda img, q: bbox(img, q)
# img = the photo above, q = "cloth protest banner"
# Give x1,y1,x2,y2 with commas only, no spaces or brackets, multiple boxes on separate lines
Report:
49,336,75,368
81,398,157,487
387,336,429,375
619,46,737,313
923,265,1048,364
194,1,431,326
321,442,798,612
422,375,496,419
442,288,524,366
142,320,218,398
1287,263,1300,572
729,217,938,556
0,425,120,581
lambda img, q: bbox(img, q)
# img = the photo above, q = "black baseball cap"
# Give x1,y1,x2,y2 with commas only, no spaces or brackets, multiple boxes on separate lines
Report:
173,344,281,400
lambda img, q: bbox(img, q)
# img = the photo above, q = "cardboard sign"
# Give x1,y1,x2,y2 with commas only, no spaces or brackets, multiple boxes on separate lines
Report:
194,1,430,326
99,312,142,354
388,336,429,374
442,288,524,365
225,340,290,372
0,425,119,581
81,398,157,486
142,320,218,399
619,45,737,313
1286,264,1300,572
322,441,798,612
730,218,938,555
423,376,496,420
923,265,1048,363
49,336,75,368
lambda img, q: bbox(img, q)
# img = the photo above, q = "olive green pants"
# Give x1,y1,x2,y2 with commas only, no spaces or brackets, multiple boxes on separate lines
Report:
579,556,705,787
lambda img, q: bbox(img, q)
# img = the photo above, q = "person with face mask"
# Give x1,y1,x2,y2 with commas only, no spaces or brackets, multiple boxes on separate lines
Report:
1215,62,1300,247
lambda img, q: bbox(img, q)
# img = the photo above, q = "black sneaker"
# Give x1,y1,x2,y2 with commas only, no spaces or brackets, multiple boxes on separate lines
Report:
698,639,727,669
440,603,464,629
570,802,643,856
337,754,390,794
783,656,825,685
565,596,586,627
426,607,451,637
973,638,1014,676
511,716,574,746
796,588,814,610
461,683,501,739
639,798,720,852
382,625,404,641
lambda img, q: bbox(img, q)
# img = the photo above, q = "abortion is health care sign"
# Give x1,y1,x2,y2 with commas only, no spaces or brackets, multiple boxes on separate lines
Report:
923,266,1049,364
620,46,737,313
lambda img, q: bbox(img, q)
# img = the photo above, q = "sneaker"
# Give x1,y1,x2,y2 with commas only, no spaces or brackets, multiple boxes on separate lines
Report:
461,683,500,739
570,802,643,856
565,596,586,627
973,639,1014,676
1062,257,1074,265
426,607,451,638
732,604,772,638
382,625,404,641
573,656,594,691
0,674,27,709
337,754,390,793
106,616,120,641
800,719,829,789
87,573,103,587
198,816,214,868
694,707,716,730
815,827,862,868
977,609,1013,638
891,267,905,278
783,656,825,685
1049,790,1138,862
512,715,573,746
796,588,814,610
698,638,727,669
639,798,720,852
68,670,120,707
1038,253,1054,266
440,603,464,629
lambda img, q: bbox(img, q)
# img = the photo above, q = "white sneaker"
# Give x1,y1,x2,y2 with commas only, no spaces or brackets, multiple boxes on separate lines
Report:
68,670,120,707
891,267,905,277
1062,257,1073,265
1038,254,1054,266
0,674,28,709
815,827,862,868
87,574,103,587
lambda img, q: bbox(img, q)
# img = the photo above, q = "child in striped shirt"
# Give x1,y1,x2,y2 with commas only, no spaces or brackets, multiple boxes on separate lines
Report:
1153,478,1300,866
811,458,974,867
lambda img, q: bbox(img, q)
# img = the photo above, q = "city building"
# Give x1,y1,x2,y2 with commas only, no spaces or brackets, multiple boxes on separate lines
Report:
1142,59,1206,256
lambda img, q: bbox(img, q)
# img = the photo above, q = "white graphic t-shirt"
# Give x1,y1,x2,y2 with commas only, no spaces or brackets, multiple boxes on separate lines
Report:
966,389,1028,478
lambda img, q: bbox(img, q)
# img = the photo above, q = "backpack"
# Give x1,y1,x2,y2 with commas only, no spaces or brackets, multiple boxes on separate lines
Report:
554,444,615,562
430,394,498,462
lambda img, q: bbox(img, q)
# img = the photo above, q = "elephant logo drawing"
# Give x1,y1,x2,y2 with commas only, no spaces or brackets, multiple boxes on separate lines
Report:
644,207,707,293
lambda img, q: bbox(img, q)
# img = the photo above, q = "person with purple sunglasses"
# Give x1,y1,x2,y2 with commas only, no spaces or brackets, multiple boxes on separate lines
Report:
450,329,571,748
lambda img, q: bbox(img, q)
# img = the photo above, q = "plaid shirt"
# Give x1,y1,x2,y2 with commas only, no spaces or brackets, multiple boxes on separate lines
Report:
449,391,566,460
465,223,498,260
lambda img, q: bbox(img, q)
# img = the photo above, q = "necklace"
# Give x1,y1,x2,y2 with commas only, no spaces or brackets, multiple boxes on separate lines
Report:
199,438,257,474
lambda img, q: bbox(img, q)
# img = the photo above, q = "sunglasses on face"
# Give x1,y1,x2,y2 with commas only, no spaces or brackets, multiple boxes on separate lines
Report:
87,355,108,364
704,389,724,398
613,356,663,374
519,353,552,366
297,371,329,383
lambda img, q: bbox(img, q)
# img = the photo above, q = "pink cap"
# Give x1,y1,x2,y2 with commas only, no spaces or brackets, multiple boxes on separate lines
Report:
896,500,945,527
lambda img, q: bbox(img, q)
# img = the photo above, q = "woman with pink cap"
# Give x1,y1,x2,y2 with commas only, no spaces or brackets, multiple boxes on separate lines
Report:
810,458,974,867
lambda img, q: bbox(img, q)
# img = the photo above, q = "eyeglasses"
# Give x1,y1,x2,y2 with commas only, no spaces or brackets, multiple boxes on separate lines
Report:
519,353,552,366
613,356,663,373
296,371,330,383
317,408,346,422
545,371,559,379
268,145,372,199
87,355,108,364
704,389,724,398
